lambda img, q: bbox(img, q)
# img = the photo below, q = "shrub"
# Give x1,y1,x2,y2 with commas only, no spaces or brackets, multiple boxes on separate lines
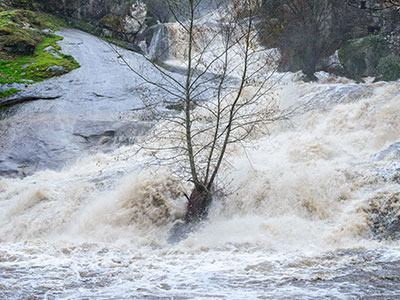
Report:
376,54,400,82
338,34,390,81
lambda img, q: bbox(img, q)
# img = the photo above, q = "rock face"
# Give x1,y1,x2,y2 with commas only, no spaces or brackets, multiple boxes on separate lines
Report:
13,0,110,20
0,28,171,177
122,1,147,38
9,0,149,46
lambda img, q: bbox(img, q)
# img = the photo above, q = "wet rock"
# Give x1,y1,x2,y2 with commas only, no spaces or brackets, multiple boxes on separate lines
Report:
370,142,400,185
167,220,198,244
0,130,71,178
46,65,67,75
73,120,151,149
374,142,400,162
0,28,175,177
122,1,147,36
0,95,61,107
368,192,400,241
0,163,19,177
44,46,62,58
147,24,169,61
0,83,25,92
321,50,345,76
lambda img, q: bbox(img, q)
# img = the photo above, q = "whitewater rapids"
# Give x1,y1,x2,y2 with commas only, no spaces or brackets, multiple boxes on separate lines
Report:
0,67,400,298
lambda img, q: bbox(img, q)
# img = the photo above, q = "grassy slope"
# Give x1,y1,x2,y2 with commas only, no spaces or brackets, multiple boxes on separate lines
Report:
0,9,80,98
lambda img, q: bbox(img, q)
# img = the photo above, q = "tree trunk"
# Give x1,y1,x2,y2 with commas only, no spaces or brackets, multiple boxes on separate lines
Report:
184,183,212,223
303,70,318,82
167,184,213,243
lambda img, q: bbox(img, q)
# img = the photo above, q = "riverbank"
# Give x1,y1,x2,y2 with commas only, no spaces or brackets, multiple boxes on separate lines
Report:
0,9,80,99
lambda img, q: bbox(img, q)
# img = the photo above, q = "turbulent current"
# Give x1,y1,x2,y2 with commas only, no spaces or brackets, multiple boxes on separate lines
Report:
1,28,400,299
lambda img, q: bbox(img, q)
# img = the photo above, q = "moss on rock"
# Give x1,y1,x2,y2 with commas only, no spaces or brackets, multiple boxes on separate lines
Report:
3,30,39,54
0,9,79,98
0,87,18,97
339,34,390,81
376,54,400,82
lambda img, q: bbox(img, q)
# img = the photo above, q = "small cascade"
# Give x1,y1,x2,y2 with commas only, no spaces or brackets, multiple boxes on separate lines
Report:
148,24,169,61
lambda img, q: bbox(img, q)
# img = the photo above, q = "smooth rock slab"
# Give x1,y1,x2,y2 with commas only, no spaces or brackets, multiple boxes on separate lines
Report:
0,28,183,177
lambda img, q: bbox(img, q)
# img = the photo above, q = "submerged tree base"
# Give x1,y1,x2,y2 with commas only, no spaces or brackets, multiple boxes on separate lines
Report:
184,184,213,223
167,184,214,244
167,220,199,244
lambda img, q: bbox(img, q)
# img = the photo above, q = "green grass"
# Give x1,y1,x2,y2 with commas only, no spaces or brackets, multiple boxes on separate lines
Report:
0,88,18,98
0,10,16,26
0,35,80,82
40,12,68,31
0,9,67,30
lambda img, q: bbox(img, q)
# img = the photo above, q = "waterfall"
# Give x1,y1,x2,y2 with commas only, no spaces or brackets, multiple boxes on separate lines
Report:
1,76,399,248
148,24,169,61
0,8,400,299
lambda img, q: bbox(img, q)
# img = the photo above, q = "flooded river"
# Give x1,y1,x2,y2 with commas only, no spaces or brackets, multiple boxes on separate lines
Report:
0,20,400,300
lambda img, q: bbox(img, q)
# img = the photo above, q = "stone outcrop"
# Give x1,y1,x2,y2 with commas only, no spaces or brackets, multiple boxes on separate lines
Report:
122,1,147,39
7,0,150,47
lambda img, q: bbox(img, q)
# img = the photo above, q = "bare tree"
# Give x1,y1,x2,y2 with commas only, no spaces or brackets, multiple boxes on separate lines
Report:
261,0,337,81
259,0,371,81
112,0,288,225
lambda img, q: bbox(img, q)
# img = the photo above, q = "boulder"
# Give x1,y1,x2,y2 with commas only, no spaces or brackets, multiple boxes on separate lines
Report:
46,65,67,75
320,50,345,76
374,142,400,161
122,1,147,36
44,45,62,58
